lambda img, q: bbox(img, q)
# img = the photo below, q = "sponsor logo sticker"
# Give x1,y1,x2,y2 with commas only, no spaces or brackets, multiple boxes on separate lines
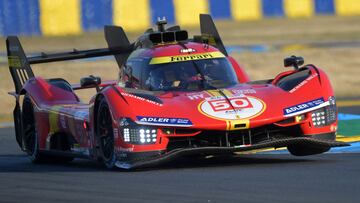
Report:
283,98,325,116
149,51,225,64
289,73,318,93
231,89,256,95
186,92,211,100
74,111,89,120
136,116,193,126
180,48,196,53
122,92,163,106
199,95,265,120
8,56,22,68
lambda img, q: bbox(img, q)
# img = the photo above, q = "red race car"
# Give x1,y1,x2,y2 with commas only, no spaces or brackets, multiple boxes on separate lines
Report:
7,14,348,169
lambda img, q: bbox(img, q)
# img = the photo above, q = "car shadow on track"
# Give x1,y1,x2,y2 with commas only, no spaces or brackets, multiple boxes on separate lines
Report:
0,154,106,172
146,154,318,171
0,153,328,173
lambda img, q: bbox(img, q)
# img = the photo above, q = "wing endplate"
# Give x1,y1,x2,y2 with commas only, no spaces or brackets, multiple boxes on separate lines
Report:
199,14,228,56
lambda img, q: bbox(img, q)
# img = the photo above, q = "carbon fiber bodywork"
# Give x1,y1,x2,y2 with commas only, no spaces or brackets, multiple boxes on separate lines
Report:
115,134,349,169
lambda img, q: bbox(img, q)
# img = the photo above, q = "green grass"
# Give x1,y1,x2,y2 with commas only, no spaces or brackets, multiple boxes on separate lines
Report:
338,120,360,136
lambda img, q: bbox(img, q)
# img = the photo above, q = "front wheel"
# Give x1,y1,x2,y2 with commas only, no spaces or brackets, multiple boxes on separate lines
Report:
96,99,116,169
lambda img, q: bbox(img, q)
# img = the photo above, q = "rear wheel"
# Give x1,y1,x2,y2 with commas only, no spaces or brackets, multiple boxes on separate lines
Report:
96,99,116,168
22,96,45,163
23,96,74,163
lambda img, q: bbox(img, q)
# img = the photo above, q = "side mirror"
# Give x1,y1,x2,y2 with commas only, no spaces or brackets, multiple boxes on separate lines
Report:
80,75,101,91
284,55,304,70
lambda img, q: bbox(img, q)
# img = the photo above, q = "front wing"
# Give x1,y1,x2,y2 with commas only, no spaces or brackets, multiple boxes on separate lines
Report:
115,137,349,169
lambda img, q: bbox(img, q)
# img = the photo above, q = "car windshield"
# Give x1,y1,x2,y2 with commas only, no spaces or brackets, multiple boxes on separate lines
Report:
143,58,238,91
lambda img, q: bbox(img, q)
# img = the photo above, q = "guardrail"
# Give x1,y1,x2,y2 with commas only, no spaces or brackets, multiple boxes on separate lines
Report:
0,0,359,36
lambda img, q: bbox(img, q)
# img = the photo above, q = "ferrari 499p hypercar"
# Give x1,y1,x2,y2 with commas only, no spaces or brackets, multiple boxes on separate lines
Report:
7,14,348,169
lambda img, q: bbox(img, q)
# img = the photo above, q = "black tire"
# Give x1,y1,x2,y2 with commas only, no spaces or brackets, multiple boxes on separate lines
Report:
22,96,46,163
23,96,74,164
96,99,116,169
287,144,330,156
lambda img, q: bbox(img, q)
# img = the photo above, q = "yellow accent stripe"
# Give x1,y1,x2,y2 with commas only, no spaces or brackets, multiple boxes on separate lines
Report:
113,0,150,31
228,119,250,130
337,100,360,107
226,121,231,131
149,51,225,65
231,0,262,21
8,56,21,68
40,0,81,36
284,0,314,18
335,0,360,16
49,106,62,133
221,89,233,97
206,90,222,97
174,0,209,26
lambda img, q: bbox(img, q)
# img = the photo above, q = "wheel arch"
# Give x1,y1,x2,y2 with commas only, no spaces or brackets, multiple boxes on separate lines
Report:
91,86,129,153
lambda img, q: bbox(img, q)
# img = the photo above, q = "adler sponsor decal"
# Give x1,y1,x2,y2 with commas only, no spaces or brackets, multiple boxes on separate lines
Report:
199,95,265,120
283,98,328,117
136,116,193,126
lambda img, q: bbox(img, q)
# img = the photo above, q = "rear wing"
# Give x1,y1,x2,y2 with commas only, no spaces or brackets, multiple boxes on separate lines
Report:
6,14,226,95
6,37,35,95
199,14,228,56
6,26,132,95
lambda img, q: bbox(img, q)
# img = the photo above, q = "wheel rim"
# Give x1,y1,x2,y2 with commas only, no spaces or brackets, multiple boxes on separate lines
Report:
22,99,37,156
98,104,114,161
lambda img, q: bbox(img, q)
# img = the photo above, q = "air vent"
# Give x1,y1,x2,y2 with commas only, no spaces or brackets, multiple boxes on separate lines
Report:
148,30,188,44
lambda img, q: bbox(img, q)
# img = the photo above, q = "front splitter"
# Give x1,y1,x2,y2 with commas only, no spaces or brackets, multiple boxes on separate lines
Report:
115,137,349,169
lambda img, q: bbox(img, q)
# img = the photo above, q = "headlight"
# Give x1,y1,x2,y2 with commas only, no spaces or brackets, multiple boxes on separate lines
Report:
311,110,326,127
120,118,158,144
311,96,337,127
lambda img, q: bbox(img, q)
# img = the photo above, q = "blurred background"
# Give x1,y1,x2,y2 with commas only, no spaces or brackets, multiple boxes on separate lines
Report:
0,0,359,122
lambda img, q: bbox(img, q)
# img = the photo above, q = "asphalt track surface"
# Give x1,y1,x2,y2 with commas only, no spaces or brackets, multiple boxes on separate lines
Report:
1,106,360,203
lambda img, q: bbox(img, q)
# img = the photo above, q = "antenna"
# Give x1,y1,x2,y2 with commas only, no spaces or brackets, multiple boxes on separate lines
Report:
156,17,167,32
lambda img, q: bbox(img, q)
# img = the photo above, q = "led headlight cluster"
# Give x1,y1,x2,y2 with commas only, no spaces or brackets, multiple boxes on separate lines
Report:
120,118,158,144
311,110,326,127
139,129,157,143
122,128,158,144
311,96,337,128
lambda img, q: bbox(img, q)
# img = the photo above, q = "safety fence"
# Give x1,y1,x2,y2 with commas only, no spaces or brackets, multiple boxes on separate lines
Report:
0,0,359,36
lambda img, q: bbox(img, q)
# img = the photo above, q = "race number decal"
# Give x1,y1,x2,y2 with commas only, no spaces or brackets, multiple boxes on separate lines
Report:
199,96,265,120
208,97,253,112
